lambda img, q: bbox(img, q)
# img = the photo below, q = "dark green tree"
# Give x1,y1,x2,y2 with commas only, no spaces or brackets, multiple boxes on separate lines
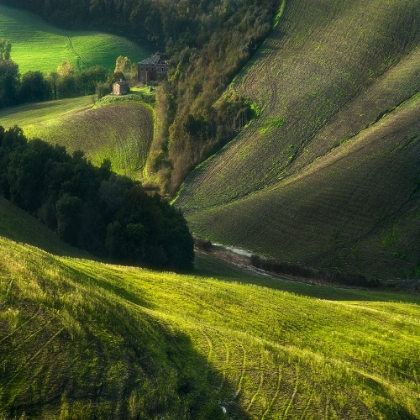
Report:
0,126,27,198
55,193,83,246
19,71,52,103
0,125,195,269
0,59,20,108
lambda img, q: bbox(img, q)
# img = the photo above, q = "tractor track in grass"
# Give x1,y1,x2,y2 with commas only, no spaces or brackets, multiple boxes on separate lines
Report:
281,371,299,419
299,390,315,420
0,309,41,345
233,338,247,399
208,329,230,391
0,320,52,365
199,327,214,362
246,347,266,412
261,365,282,420
10,327,65,381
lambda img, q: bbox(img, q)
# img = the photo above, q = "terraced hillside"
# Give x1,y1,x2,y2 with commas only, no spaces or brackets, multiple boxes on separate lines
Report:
176,0,420,279
0,4,146,73
1,198,420,419
0,95,155,178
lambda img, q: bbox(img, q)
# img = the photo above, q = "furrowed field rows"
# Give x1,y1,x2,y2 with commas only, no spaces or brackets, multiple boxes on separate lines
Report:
179,0,420,211
176,0,420,278
0,98,155,179
178,0,420,278
186,94,420,278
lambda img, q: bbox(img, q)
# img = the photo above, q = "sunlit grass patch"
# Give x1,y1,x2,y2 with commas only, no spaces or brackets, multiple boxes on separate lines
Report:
0,228,419,418
258,117,286,134
0,5,147,74
0,96,155,179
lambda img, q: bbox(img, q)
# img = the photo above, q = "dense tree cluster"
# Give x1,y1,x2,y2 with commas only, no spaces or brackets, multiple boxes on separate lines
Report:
0,125,194,269
2,0,280,193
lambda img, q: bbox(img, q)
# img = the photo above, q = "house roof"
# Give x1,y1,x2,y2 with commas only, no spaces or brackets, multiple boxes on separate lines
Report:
138,55,168,65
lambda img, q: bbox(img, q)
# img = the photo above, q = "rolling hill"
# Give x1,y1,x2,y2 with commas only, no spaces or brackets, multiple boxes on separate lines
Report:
0,4,147,74
0,94,155,179
176,0,420,280
1,2,420,417
1,197,420,419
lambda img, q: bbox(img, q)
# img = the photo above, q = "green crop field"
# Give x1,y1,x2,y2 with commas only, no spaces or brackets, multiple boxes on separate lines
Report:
0,5,147,74
0,94,155,178
176,0,420,279
0,198,420,419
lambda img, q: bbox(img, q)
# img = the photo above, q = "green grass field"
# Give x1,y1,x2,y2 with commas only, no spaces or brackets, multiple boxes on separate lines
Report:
176,0,420,279
0,94,155,178
0,197,420,419
0,5,147,74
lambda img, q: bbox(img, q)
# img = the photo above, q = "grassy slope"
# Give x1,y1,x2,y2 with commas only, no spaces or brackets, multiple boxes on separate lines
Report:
176,0,420,279
1,196,420,419
0,5,147,73
0,95,155,178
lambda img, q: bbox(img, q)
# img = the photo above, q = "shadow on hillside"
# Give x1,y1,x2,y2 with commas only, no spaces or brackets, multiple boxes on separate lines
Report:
0,197,91,259
2,279,251,420
0,99,70,119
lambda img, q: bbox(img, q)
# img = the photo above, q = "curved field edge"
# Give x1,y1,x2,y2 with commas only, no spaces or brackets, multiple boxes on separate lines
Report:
186,93,420,279
0,96,155,179
0,196,420,419
0,5,147,74
176,0,420,278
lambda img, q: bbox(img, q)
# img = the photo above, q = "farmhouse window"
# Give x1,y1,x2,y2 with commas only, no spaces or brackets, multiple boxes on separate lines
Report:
162,67,164,72
146,67,148,71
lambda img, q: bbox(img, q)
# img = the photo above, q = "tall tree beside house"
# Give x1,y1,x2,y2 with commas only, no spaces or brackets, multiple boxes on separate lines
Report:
114,56,133,79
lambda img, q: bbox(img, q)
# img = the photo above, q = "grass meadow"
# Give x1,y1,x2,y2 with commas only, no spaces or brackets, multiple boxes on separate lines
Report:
0,93,155,179
0,197,420,419
0,5,147,73
176,0,420,279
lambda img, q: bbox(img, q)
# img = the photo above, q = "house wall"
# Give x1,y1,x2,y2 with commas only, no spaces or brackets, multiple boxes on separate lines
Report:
112,83,129,95
138,64,170,84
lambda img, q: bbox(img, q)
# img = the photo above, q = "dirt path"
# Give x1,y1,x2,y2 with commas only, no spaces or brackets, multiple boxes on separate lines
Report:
196,242,420,294
195,242,326,286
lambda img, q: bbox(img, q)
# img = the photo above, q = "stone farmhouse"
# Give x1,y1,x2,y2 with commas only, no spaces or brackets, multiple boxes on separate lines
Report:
112,79,130,95
138,55,170,84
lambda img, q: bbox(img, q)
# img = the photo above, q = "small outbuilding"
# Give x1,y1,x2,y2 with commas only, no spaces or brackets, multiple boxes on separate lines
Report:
112,79,130,95
138,55,170,84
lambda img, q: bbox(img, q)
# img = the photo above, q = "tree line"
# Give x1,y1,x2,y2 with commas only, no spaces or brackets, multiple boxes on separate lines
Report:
1,0,281,194
0,125,194,270
0,42,112,108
